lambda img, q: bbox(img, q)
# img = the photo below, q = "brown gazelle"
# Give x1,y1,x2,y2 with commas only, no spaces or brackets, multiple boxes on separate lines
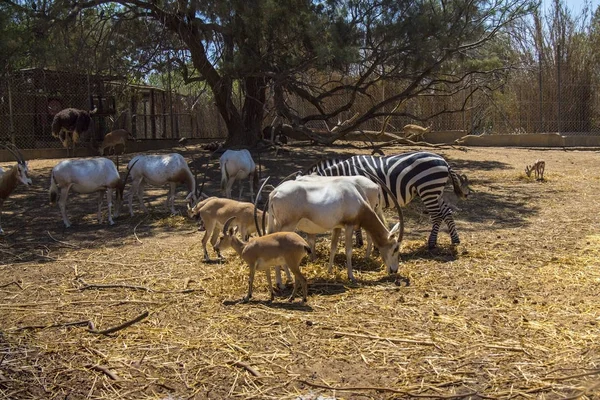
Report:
215,216,311,303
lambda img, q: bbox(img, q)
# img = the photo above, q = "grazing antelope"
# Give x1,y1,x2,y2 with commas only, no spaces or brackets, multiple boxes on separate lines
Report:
525,160,545,181
402,124,431,141
49,158,136,227
219,149,259,202
127,153,198,216
187,197,267,261
99,129,135,156
51,107,97,157
264,171,404,284
294,174,386,261
215,216,311,303
0,144,32,234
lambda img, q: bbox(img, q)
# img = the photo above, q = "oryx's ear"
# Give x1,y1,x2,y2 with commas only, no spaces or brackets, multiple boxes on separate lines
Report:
187,203,192,211
388,222,401,238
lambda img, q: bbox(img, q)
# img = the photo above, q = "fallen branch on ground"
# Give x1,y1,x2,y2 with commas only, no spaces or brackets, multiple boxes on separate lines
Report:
227,360,263,378
88,310,149,335
0,281,23,290
86,364,121,381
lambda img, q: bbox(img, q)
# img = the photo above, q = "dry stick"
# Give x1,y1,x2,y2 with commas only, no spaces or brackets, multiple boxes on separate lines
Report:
133,216,147,244
542,369,600,382
0,281,23,290
46,231,80,248
88,310,149,335
228,361,263,378
298,380,477,399
332,330,437,347
76,279,196,294
16,320,92,331
86,364,121,381
78,278,151,292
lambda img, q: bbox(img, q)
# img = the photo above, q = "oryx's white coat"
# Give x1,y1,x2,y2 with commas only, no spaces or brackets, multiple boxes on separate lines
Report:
294,174,386,261
267,176,402,283
0,146,32,234
127,153,197,216
49,157,124,228
219,149,258,202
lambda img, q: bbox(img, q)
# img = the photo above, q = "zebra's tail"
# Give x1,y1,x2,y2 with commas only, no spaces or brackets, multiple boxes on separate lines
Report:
449,167,469,199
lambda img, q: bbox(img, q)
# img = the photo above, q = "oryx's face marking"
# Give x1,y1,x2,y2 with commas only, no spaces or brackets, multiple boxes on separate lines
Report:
17,163,32,186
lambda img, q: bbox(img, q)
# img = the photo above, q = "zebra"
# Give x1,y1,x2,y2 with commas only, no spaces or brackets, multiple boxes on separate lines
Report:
316,151,470,249
304,157,347,176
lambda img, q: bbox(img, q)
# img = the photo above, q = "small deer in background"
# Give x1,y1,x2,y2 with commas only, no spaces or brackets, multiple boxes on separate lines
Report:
402,124,432,141
525,159,545,181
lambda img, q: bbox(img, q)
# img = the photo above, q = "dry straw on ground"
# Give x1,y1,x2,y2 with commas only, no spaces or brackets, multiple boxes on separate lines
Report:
0,145,599,399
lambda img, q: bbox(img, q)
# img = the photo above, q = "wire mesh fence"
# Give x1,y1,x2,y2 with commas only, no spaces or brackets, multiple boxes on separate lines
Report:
2,66,600,151
0,68,226,151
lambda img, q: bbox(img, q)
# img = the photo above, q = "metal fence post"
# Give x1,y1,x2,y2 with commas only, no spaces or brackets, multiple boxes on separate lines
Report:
7,75,15,145
557,44,561,134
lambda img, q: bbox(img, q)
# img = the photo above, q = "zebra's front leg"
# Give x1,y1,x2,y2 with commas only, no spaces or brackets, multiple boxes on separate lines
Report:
354,229,363,247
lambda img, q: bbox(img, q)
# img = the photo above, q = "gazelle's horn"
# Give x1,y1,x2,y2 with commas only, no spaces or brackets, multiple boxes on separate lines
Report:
223,216,236,234
359,168,404,243
254,176,271,236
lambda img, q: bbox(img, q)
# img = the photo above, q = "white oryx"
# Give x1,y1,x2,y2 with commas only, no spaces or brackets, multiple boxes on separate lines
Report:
294,174,386,261
127,153,197,216
49,157,134,227
0,144,32,234
220,149,258,202
263,171,404,284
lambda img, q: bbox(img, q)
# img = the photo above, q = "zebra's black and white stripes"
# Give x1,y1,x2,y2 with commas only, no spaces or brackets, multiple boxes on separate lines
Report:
315,152,469,249
304,157,347,176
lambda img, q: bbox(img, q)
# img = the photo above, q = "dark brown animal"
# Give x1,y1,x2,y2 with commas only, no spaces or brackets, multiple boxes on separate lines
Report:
51,107,97,156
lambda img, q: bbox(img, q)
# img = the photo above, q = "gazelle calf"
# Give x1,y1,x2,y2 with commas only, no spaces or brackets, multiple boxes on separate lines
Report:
127,153,197,216
49,158,135,227
525,160,545,181
99,129,134,155
215,217,311,303
187,197,267,261
220,149,259,202
0,144,32,234
402,124,431,141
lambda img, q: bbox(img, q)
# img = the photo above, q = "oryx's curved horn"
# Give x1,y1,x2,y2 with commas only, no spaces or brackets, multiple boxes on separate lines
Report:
2,143,23,164
223,216,236,234
254,176,271,236
277,171,301,187
359,168,404,243
122,158,140,187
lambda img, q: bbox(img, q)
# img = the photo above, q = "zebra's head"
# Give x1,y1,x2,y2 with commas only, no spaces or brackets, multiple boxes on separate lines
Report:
458,174,470,198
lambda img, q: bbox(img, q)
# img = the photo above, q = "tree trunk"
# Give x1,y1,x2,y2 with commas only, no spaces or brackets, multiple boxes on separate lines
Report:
224,76,266,148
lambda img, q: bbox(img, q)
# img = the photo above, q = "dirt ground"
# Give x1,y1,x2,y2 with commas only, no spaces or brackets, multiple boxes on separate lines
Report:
1,143,599,400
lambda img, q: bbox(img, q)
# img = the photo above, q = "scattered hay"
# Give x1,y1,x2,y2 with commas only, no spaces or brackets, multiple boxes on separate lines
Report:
1,146,599,399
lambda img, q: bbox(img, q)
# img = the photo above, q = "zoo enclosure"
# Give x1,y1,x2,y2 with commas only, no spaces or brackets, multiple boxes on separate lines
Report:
2,65,600,150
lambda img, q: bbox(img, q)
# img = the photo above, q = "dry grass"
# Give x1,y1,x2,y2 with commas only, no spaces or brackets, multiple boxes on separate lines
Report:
1,145,599,399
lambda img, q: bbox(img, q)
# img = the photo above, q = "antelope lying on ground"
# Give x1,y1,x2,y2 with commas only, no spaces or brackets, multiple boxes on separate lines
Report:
49,158,135,227
402,124,431,141
127,153,197,216
187,197,267,261
525,160,545,181
265,171,404,284
220,149,259,202
99,129,135,155
51,107,97,157
0,144,32,234
215,216,311,303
